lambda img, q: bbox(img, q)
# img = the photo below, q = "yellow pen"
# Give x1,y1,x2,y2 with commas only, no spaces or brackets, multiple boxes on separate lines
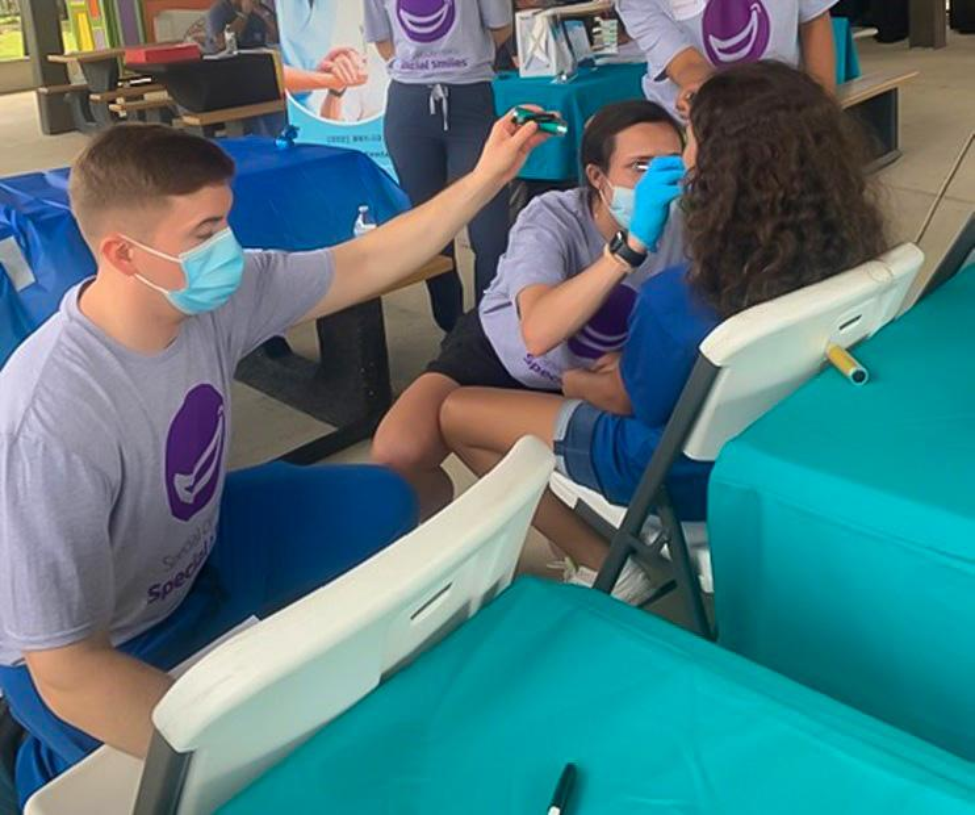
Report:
827,343,869,386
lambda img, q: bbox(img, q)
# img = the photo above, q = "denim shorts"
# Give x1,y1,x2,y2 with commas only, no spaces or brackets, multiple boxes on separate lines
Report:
552,399,603,493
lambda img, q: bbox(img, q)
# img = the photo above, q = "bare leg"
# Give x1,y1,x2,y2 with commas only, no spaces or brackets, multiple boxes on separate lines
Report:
373,373,458,519
440,387,610,570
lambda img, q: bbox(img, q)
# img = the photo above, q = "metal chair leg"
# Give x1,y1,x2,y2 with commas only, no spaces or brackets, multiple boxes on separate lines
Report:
593,528,637,594
657,489,712,639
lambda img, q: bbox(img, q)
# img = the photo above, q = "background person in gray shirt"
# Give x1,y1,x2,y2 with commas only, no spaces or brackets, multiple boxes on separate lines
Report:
0,115,545,804
365,0,514,332
373,100,686,520
616,0,838,119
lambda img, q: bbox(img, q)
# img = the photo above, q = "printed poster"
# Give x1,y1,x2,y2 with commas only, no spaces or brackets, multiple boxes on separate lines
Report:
277,0,394,175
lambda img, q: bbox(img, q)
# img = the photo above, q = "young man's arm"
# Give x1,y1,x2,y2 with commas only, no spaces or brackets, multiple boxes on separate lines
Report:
303,114,545,321
800,12,837,93
25,634,174,758
517,253,631,357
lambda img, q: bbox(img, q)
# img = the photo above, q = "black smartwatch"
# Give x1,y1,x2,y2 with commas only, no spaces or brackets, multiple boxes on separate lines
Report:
608,231,647,269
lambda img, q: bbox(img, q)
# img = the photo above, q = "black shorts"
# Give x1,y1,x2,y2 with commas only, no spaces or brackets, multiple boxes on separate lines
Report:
425,310,526,389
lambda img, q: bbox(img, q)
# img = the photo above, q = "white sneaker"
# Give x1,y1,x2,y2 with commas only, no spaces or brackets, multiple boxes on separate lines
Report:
551,557,656,607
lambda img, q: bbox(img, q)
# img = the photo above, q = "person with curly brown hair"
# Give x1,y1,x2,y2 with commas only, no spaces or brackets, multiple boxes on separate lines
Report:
438,61,888,605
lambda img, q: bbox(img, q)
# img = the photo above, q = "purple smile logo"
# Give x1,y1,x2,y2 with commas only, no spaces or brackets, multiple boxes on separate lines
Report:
396,0,456,44
702,0,771,65
569,285,637,360
165,384,226,523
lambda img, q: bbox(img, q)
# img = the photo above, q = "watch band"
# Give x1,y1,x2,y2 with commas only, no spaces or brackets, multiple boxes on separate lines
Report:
609,231,647,269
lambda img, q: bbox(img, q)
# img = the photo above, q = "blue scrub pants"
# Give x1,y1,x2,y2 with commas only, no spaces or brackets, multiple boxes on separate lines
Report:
0,462,417,809
383,80,510,332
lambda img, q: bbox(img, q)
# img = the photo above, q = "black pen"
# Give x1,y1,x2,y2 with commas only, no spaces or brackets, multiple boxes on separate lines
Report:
548,763,577,815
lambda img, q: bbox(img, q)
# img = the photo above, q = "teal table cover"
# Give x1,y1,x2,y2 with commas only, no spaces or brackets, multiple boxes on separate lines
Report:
710,266,975,761
833,17,862,86
491,20,858,183
220,579,975,814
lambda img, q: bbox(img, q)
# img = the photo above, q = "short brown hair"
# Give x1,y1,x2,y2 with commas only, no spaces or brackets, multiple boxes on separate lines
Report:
684,61,888,319
69,124,235,244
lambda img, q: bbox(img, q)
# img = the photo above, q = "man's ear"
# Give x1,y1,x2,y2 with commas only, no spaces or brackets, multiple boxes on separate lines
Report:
100,234,141,278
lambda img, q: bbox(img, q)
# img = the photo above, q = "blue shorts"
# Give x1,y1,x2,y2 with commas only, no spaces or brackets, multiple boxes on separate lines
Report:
552,400,604,494
0,462,417,809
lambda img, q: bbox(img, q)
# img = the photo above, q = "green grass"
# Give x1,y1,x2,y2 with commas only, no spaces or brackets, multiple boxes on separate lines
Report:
0,20,76,61
0,28,23,60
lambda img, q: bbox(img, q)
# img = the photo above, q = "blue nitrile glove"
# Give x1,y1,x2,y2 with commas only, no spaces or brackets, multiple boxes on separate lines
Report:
629,156,686,251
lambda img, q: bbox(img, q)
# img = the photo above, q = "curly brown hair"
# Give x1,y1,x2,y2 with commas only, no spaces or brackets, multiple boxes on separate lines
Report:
683,61,888,319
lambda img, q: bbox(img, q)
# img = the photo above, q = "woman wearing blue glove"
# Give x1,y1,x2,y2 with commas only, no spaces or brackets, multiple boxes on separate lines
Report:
372,101,685,519
439,61,888,605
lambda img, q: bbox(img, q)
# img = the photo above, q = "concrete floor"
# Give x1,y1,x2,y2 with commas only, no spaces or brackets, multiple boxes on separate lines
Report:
1,32,973,606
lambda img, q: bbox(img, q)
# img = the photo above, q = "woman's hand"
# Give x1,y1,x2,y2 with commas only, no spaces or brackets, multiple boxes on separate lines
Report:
591,351,621,373
562,356,632,416
629,156,685,251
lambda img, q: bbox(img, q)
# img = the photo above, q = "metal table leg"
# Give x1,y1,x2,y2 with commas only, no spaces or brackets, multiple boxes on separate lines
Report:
235,297,394,464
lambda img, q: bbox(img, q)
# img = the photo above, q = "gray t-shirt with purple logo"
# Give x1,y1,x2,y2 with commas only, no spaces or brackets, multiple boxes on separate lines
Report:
478,188,686,390
616,0,837,117
0,249,332,667
364,0,511,85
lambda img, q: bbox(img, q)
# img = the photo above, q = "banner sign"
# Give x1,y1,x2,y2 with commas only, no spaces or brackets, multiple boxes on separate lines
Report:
277,0,394,175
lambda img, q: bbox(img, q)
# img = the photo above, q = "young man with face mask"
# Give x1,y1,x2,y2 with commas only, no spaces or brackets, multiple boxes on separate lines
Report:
0,117,544,806
373,100,685,522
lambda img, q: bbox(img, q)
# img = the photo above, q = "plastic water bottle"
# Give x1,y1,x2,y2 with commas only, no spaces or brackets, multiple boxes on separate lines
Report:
224,26,238,55
353,205,377,238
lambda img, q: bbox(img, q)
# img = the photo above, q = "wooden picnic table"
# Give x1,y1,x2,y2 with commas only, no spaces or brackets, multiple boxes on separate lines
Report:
48,48,126,93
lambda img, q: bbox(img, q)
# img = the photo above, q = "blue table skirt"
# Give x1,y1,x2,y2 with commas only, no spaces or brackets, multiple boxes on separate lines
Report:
0,138,409,367
220,579,975,814
709,265,975,760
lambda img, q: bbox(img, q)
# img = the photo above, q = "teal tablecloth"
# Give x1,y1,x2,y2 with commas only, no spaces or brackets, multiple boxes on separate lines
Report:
220,579,975,814
709,265,975,761
833,17,862,85
492,20,859,182
493,63,646,182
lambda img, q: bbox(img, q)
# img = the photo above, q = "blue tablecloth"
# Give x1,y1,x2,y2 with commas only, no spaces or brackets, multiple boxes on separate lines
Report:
220,579,975,814
492,19,859,183
709,265,975,761
0,138,409,367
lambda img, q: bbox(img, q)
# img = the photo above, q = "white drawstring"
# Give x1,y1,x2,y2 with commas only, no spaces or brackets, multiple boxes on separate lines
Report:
428,83,450,132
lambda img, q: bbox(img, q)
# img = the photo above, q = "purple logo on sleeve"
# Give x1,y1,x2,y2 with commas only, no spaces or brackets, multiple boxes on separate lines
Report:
396,0,456,43
165,384,226,522
569,285,637,360
702,1,771,65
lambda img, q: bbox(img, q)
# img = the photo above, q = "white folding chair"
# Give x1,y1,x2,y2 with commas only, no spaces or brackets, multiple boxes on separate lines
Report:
26,437,555,815
552,244,924,637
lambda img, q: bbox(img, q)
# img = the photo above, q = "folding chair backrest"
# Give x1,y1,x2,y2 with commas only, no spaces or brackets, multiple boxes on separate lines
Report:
683,244,923,461
140,437,554,815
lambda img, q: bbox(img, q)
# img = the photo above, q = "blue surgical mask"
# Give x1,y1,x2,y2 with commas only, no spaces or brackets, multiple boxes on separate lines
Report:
603,184,636,231
128,228,245,315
